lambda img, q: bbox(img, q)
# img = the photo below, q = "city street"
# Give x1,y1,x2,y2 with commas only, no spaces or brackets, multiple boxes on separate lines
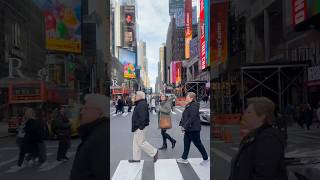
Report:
211,124,320,180
0,137,80,180
110,103,211,180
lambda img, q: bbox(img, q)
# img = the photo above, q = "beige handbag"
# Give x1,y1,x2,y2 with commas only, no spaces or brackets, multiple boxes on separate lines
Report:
159,114,172,129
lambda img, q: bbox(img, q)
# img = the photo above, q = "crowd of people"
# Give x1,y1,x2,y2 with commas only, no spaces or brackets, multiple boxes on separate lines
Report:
128,91,209,166
12,106,72,170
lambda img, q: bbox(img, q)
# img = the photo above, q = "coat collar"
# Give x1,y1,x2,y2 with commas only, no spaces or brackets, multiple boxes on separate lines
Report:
78,117,107,141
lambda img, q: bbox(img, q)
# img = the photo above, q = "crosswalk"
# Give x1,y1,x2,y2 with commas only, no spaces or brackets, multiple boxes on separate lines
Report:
0,151,76,173
110,107,186,117
112,158,210,180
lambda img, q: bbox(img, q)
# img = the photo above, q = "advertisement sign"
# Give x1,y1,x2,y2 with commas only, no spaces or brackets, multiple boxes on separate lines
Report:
190,37,199,58
200,0,206,69
33,0,82,53
192,6,197,25
205,0,210,67
122,6,136,48
119,48,136,79
170,61,182,84
185,0,192,59
211,1,228,64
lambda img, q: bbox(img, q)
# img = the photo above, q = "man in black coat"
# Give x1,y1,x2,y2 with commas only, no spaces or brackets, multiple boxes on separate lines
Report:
70,94,108,180
129,91,158,163
177,92,209,166
55,107,71,161
229,97,287,180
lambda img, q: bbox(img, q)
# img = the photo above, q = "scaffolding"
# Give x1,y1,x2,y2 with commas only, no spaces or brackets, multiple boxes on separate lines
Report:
240,63,308,112
184,81,206,101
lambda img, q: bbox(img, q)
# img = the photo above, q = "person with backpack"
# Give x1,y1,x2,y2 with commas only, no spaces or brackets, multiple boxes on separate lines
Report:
229,97,287,180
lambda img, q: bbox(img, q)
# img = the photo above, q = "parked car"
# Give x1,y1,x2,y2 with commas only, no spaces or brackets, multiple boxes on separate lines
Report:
199,108,210,125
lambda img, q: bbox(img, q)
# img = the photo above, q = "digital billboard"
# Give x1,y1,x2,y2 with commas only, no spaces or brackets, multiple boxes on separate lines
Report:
174,7,185,28
33,0,82,53
170,61,182,84
200,0,206,69
185,0,192,59
205,0,210,67
211,1,228,64
119,48,136,79
122,6,136,48
190,37,199,59
169,0,184,16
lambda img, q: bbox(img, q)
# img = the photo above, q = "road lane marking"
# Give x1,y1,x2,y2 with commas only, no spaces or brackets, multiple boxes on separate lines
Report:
188,158,210,180
212,148,232,163
172,111,177,115
39,152,76,171
175,109,183,113
0,156,18,168
231,147,239,152
155,159,183,180
112,160,144,180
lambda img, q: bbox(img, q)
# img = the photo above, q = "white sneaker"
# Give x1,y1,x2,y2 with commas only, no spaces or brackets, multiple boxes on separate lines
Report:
200,159,210,166
176,158,189,164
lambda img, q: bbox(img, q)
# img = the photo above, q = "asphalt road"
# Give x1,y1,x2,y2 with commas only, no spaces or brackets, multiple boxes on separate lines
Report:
110,104,211,180
0,137,80,180
211,124,320,180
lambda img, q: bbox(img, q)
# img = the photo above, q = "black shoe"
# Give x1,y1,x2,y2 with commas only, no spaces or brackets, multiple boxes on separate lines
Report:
159,146,167,150
153,151,159,163
128,160,141,163
63,156,69,160
171,140,176,149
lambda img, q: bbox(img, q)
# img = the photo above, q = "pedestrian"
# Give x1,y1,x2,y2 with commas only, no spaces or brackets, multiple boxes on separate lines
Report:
55,107,71,161
36,110,48,168
16,114,26,153
127,95,133,112
177,92,209,166
305,104,314,130
13,108,41,170
229,97,287,180
129,91,158,163
317,102,320,128
172,96,176,111
158,94,176,150
70,94,108,180
150,97,157,113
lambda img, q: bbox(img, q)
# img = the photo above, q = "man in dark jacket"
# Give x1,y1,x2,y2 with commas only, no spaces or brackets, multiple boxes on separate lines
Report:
177,92,209,166
70,94,108,180
229,97,287,180
130,91,158,163
56,107,71,161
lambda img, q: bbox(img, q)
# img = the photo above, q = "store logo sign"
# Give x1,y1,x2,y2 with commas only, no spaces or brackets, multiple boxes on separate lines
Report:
112,79,119,87
8,58,26,78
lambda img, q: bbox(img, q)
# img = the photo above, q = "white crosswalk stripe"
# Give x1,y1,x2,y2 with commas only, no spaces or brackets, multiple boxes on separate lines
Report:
112,158,210,180
1,151,76,173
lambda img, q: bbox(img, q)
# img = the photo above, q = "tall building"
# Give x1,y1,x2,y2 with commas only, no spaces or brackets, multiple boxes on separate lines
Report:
159,44,166,92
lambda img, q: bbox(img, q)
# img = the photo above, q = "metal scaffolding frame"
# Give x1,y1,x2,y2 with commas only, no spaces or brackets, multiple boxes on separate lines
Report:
184,81,206,101
241,64,308,112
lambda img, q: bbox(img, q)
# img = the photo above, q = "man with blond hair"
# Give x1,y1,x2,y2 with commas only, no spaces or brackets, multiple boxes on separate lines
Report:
70,94,108,180
129,91,158,163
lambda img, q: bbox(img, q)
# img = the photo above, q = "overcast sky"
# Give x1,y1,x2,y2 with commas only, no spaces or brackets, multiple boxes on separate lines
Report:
137,0,170,90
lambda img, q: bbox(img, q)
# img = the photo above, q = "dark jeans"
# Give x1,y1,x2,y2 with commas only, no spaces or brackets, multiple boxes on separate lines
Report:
161,129,175,147
150,107,156,113
38,142,47,163
18,141,37,166
116,106,124,114
128,105,132,112
182,131,208,160
57,135,71,160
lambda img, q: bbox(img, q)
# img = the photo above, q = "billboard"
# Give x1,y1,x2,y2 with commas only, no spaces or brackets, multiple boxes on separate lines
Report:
119,48,136,79
192,6,197,25
292,0,320,26
122,6,136,48
211,1,228,64
170,61,182,84
200,0,206,69
205,0,210,67
185,0,192,59
33,0,82,53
